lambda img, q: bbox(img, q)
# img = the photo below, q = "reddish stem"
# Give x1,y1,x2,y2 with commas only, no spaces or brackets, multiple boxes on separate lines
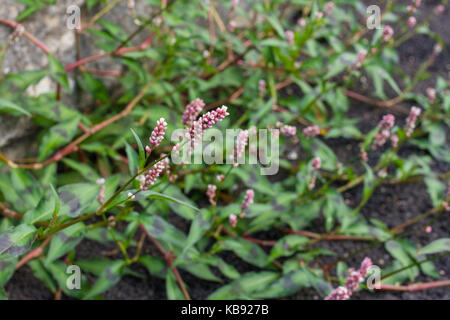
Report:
15,236,53,270
376,280,450,292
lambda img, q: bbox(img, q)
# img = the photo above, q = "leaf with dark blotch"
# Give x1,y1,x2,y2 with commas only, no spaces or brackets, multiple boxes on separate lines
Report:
0,256,17,286
221,238,268,268
420,238,450,255
0,224,37,259
58,183,101,218
83,260,125,299
45,223,86,264
139,215,187,249
269,235,309,261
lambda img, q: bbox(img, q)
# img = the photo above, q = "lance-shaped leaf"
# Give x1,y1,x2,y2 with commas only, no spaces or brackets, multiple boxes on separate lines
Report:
207,272,278,300
361,162,376,205
58,183,101,218
155,186,199,220
48,54,69,91
269,235,309,261
130,128,146,169
45,222,86,264
83,260,125,299
38,116,80,161
419,238,450,255
220,238,268,268
385,240,419,281
139,255,167,279
0,98,31,116
0,256,17,286
0,224,37,259
28,259,58,293
125,141,139,175
23,185,60,224
11,168,42,209
183,208,213,252
166,271,185,300
139,215,187,249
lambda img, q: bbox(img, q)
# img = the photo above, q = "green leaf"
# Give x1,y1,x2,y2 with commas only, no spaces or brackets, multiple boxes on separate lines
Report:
0,286,6,300
125,141,139,175
48,54,69,91
183,209,213,252
139,215,187,249
419,238,450,255
385,240,418,281
0,98,31,116
58,183,101,218
140,189,200,213
84,260,125,299
38,116,80,161
45,222,86,264
207,272,278,300
130,128,146,169
62,158,100,182
166,271,185,300
139,255,167,278
23,185,60,224
221,238,268,268
46,261,90,299
28,259,58,292
0,224,37,259
361,162,376,205
0,256,17,286
269,235,309,261
10,169,42,209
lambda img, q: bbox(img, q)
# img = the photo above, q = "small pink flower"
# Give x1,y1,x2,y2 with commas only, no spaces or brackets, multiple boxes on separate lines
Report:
378,168,387,178
280,125,297,138
354,49,367,68
308,177,316,190
228,20,237,32
443,202,450,211
425,226,432,233
312,157,322,171
405,106,421,137
325,286,350,300
258,79,266,96
373,114,395,149
360,149,368,162
285,30,295,45
382,25,394,42
345,268,361,292
315,11,323,20
231,0,239,10
148,118,168,153
233,129,249,167
433,43,442,55
207,184,217,206
240,189,254,217
97,184,105,204
324,2,335,16
359,257,373,278
229,214,238,228
413,0,421,8
216,174,225,182
143,160,166,188
303,125,320,138
407,5,415,13
297,18,306,30
426,87,436,104
434,5,445,15
407,16,416,28
182,98,205,127
391,133,399,148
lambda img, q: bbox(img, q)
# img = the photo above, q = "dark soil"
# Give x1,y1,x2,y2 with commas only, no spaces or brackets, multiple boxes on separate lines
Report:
5,1,450,300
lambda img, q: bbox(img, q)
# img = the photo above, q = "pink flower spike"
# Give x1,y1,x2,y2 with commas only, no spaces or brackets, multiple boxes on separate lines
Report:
228,20,237,32
149,117,168,150
405,106,421,137
373,114,395,149
231,0,239,10
382,25,394,42
426,87,436,104
312,157,321,171
360,149,368,162
407,16,416,28
354,49,367,68
182,98,205,127
359,257,373,278
303,125,320,138
325,286,350,300
345,268,362,292
207,184,217,206
285,30,295,45
280,125,297,138
435,5,445,15
229,214,238,228
144,160,165,187
233,129,249,167
258,79,266,96
425,226,432,233
324,2,335,16
391,133,399,148
240,189,254,216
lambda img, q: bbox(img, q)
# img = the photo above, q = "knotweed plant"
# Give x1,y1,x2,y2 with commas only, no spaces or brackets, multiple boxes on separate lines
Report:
0,0,449,301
